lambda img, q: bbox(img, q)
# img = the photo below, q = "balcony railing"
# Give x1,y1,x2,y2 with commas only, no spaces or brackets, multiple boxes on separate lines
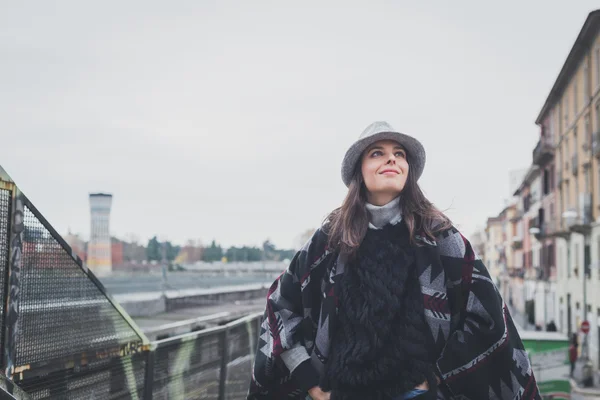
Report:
539,220,570,239
532,137,554,166
564,193,593,234
511,236,523,249
510,209,523,222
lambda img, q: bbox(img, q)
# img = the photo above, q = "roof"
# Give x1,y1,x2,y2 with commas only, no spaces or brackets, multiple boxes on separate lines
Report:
513,165,541,196
89,193,113,197
536,10,600,124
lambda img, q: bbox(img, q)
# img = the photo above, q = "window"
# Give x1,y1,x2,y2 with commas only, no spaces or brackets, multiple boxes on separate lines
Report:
596,46,600,89
586,114,591,147
587,165,592,194
549,109,555,140
565,97,569,127
584,59,589,100
558,147,563,171
596,101,600,132
574,82,578,114
585,167,590,193
575,243,580,276
597,237,600,281
568,242,571,277
585,242,591,279
565,138,570,169
559,102,564,135
598,164,600,200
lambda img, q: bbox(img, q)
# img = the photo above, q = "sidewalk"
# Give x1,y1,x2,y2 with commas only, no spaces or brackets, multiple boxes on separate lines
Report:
508,306,600,397
572,359,600,393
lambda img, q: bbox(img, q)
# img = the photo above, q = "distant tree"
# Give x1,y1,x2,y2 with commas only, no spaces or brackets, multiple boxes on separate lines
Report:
277,249,296,261
146,236,161,261
226,246,262,262
202,240,223,262
262,240,276,258
165,241,180,262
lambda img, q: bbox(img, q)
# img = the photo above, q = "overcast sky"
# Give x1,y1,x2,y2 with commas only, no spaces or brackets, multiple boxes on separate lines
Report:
2,1,598,249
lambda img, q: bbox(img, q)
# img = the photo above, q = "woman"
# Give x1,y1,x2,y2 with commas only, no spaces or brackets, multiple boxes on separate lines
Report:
569,333,579,377
248,122,540,400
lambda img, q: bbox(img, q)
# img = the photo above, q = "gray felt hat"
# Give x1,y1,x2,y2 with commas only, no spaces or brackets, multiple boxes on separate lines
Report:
341,121,426,187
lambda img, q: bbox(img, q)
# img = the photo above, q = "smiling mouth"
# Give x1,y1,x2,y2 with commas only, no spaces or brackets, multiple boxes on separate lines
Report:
380,170,400,175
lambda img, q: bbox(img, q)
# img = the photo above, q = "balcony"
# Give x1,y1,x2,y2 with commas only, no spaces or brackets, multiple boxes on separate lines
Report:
539,220,569,239
593,131,600,158
572,153,579,175
508,268,525,279
510,209,523,222
532,138,554,166
534,266,549,281
564,193,593,234
511,235,523,249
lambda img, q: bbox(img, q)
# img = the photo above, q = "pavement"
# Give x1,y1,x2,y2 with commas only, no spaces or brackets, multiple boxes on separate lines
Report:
133,297,266,340
508,305,600,395
100,271,275,295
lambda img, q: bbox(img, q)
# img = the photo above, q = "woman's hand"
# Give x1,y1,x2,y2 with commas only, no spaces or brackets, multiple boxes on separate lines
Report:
308,386,331,400
414,380,429,390
414,375,441,391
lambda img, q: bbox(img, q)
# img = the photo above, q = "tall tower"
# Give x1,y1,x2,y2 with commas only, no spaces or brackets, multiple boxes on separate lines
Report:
88,193,113,276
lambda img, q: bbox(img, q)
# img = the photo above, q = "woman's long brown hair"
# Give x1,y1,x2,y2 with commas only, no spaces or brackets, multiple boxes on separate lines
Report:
324,153,452,258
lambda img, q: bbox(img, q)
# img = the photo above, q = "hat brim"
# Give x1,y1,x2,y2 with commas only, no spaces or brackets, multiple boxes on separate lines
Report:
341,131,426,187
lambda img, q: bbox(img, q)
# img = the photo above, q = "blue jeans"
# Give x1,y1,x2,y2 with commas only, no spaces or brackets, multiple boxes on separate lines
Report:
399,389,428,399
305,389,429,399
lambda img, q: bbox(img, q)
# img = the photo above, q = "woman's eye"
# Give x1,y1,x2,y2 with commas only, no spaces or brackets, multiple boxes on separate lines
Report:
371,151,382,157
396,151,406,158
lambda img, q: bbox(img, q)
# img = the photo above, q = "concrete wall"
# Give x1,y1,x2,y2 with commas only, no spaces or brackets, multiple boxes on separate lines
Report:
116,284,269,318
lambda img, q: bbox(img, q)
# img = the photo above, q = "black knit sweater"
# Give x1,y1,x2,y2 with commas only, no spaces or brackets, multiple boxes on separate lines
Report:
324,222,436,400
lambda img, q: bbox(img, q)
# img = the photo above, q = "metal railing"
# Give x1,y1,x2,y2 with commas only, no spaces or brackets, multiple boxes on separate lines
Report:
150,313,261,400
0,166,262,399
532,137,554,166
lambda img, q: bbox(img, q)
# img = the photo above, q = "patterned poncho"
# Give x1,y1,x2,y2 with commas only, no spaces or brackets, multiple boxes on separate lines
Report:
247,226,540,400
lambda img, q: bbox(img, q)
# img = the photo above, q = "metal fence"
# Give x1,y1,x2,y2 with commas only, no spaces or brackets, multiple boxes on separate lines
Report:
150,314,260,400
0,166,261,399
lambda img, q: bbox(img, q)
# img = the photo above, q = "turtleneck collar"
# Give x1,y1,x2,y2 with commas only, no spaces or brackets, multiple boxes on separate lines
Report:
365,196,402,230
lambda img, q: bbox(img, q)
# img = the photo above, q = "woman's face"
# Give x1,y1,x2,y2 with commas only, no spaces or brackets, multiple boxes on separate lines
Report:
360,139,409,205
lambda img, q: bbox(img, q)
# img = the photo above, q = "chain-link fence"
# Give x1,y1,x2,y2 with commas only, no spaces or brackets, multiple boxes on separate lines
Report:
0,166,262,399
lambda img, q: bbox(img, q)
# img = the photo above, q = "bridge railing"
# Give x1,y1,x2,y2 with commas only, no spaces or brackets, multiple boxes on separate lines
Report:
0,165,262,399
150,313,261,400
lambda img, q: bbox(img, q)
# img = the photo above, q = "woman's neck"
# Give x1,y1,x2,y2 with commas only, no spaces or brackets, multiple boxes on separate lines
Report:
365,196,402,229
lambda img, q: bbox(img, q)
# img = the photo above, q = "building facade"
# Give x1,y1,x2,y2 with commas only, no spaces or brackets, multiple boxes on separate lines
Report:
87,193,113,276
484,10,600,367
